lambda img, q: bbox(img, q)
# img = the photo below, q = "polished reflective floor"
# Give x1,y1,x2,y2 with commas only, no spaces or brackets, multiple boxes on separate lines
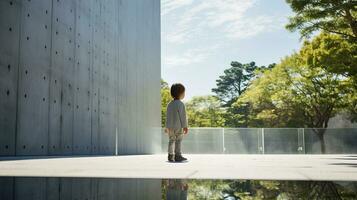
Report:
1,154,357,181
163,179,357,200
0,177,356,200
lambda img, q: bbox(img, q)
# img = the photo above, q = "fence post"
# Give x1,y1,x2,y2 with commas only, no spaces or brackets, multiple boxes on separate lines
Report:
222,128,225,153
302,128,305,154
258,128,265,154
262,128,265,154
297,128,306,154
115,127,118,156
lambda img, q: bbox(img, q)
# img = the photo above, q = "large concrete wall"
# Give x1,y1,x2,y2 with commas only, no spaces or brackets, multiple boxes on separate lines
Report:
0,0,161,156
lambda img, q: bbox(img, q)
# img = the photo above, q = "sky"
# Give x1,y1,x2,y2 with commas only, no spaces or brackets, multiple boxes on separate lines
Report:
161,0,303,101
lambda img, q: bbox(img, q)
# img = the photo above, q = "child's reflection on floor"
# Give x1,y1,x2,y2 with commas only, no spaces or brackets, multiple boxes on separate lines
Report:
164,179,188,200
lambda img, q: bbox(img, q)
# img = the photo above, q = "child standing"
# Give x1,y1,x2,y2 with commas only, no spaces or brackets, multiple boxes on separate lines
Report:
165,83,188,162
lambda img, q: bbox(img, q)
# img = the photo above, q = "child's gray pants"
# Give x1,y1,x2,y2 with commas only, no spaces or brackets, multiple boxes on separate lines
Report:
168,127,183,155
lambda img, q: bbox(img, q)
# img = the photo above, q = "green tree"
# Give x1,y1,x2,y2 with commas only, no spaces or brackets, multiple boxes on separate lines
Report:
161,79,172,127
212,62,274,127
235,34,353,153
186,95,225,127
286,0,357,40
300,33,357,122
300,32,357,84
212,61,259,107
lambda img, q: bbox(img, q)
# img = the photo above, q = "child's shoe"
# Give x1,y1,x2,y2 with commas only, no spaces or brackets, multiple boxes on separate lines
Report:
174,154,187,162
168,154,174,162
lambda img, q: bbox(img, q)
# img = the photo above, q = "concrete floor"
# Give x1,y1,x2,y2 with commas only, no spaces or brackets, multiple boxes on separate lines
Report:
0,154,356,181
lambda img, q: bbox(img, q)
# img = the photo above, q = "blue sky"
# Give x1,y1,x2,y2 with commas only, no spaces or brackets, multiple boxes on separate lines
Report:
161,0,302,101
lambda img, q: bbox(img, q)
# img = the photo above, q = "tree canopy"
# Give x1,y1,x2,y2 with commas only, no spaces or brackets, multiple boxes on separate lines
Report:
161,79,172,127
211,61,259,107
234,33,355,152
186,95,225,127
286,0,357,40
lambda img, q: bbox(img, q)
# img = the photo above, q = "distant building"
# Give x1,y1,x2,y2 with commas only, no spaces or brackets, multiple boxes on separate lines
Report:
328,114,357,128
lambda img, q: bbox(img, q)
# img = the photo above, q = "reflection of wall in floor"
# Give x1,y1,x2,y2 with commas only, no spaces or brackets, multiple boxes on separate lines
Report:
0,0,161,156
0,177,161,200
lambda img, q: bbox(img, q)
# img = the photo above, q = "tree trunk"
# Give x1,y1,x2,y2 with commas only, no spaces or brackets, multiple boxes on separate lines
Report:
344,8,357,38
316,129,326,154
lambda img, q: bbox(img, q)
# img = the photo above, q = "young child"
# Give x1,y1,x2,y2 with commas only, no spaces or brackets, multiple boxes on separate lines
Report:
165,83,188,162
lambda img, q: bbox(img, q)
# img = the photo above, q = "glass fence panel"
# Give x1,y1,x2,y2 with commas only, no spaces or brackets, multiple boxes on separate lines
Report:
161,128,357,154
223,128,260,154
162,128,224,154
263,128,300,154
304,128,357,154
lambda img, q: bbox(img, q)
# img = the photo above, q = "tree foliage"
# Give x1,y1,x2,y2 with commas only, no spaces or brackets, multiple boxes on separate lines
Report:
212,62,275,127
212,61,259,107
186,95,225,127
286,0,357,40
235,33,355,152
161,79,172,127
300,32,357,85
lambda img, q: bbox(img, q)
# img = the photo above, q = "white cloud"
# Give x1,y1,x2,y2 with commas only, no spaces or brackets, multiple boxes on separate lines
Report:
161,0,194,15
162,0,283,43
163,45,220,69
225,15,284,39
161,0,286,70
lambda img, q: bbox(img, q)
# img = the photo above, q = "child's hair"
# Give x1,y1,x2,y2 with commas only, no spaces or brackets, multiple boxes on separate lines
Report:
170,83,185,99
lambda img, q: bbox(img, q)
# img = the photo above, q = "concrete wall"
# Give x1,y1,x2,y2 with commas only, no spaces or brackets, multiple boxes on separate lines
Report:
0,0,161,156
0,177,161,200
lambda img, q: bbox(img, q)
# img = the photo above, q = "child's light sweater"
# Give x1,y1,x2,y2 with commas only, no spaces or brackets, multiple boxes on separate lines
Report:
165,99,188,129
